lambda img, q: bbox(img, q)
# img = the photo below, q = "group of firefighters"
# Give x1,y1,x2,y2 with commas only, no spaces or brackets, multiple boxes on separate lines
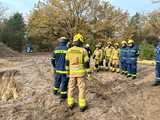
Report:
51,33,160,112
92,39,139,79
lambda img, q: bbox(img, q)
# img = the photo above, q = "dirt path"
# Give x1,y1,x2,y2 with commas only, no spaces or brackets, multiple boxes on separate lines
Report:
0,55,160,120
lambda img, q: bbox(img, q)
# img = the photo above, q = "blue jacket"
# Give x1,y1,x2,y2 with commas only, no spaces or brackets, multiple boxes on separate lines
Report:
156,44,160,62
126,44,139,63
52,41,68,74
120,46,127,62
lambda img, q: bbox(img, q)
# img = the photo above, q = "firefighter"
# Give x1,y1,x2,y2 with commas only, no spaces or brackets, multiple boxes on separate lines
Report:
104,41,113,70
111,43,120,73
51,37,69,99
98,42,104,69
85,44,92,64
153,41,160,86
66,33,89,112
126,39,139,79
120,41,128,75
26,42,33,53
93,44,103,72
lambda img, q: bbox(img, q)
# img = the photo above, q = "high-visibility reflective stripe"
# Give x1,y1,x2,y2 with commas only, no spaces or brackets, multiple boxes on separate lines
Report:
130,50,136,52
65,66,69,70
70,69,86,73
156,77,160,80
67,96,74,106
127,73,132,76
54,50,67,54
49,57,55,60
79,98,86,108
86,68,91,72
60,91,67,95
129,58,136,59
132,74,137,77
128,73,136,76
116,68,120,72
53,87,59,91
56,70,68,74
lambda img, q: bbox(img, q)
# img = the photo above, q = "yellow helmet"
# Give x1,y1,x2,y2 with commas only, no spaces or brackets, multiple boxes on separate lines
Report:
107,41,112,45
73,33,84,43
121,41,127,45
128,39,134,44
114,43,119,46
96,44,100,48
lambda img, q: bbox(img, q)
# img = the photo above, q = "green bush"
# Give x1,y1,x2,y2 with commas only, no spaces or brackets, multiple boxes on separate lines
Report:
139,42,155,60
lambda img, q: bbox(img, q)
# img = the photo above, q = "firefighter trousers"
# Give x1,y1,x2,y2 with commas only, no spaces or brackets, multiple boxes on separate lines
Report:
53,74,69,95
67,77,86,108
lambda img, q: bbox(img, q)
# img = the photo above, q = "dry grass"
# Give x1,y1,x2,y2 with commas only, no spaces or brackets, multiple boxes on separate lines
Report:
0,70,19,101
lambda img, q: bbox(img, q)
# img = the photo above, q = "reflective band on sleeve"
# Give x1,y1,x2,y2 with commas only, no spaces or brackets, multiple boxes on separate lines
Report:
54,50,67,54
70,69,86,73
53,87,59,91
60,91,67,95
56,70,68,74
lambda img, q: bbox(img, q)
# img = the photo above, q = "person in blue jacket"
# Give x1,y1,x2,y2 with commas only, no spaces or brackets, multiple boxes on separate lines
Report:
85,44,92,65
51,37,69,99
153,41,160,86
126,39,139,79
26,42,33,53
120,40,128,75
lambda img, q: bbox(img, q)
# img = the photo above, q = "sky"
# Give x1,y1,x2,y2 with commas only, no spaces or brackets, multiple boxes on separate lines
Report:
0,0,39,16
109,0,160,15
0,0,159,16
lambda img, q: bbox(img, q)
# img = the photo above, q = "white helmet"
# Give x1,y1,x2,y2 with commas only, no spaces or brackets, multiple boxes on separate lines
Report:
86,44,90,47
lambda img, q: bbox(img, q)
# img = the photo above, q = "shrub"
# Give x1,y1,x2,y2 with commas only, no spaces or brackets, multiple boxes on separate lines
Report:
139,42,155,60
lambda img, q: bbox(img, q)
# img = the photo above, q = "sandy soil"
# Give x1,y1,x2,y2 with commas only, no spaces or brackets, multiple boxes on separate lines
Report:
0,54,160,120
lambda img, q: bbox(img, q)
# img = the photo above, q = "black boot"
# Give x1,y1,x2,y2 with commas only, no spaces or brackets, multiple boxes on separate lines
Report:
68,104,75,110
127,74,132,78
80,106,87,112
132,76,136,79
60,94,67,99
152,81,160,86
53,90,59,95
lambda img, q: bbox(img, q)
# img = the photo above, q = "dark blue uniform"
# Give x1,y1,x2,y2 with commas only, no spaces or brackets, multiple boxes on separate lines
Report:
26,43,32,53
126,45,139,78
155,44,160,83
51,41,68,98
85,47,92,65
120,46,127,74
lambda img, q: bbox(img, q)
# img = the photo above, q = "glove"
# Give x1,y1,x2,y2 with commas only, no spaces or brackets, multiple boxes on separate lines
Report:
93,55,95,59
86,68,91,74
